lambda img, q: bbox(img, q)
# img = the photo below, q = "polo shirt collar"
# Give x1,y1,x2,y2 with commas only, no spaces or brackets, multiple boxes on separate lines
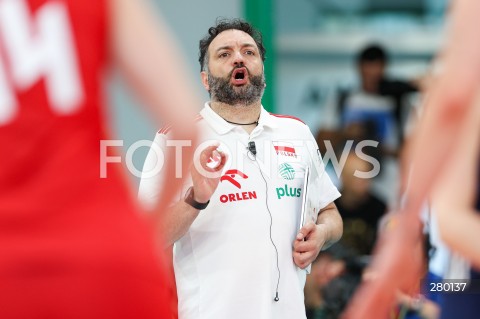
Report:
258,107,278,129
200,102,278,135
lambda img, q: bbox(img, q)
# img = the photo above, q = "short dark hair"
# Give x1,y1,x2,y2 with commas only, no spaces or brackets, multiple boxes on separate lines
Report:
198,18,266,72
357,44,388,64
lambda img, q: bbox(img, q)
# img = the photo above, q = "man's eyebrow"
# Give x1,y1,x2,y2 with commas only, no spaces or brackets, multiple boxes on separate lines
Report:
241,43,258,50
215,46,232,53
215,43,258,53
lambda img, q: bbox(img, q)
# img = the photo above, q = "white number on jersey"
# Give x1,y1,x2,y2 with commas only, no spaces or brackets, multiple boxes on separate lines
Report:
0,0,84,125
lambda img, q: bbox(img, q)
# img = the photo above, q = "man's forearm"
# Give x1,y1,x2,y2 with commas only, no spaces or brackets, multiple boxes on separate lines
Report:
316,202,343,249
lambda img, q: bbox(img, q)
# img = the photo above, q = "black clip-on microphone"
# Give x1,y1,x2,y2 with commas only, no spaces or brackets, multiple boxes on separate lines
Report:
248,141,256,156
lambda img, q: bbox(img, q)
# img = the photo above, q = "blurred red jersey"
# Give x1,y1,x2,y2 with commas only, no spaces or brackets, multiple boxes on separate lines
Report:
0,0,174,317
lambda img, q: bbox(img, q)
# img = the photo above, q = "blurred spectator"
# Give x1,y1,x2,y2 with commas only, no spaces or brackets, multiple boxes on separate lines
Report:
319,43,421,160
335,152,387,255
316,43,424,206
304,252,343,318
305,245,352,319
321,273,362,319
304,244,365,319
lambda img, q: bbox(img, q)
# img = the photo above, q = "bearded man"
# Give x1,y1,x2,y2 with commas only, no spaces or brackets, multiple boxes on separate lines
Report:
139,18,343,319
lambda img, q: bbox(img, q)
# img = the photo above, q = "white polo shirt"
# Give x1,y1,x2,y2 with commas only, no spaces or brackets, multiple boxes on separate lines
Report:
139,103,340,319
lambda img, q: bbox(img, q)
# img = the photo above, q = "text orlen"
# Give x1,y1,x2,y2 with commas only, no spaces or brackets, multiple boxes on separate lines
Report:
219,191,257,203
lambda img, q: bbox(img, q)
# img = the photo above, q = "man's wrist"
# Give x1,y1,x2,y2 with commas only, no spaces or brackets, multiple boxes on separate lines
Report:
184,186,209,210
316,223,331,250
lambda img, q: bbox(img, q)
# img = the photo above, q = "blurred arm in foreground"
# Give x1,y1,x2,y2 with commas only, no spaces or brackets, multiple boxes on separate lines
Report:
112,0,200,230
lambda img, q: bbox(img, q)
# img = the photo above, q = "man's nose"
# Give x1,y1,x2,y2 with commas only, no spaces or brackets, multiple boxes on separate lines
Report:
232,51,245,65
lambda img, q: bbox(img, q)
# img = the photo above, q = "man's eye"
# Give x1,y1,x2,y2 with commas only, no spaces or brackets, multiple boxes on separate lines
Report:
219,52,229,58
245,50,254,55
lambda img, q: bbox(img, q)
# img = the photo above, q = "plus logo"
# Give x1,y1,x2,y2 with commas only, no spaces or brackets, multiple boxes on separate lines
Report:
219,169,257,203
220,169,248,189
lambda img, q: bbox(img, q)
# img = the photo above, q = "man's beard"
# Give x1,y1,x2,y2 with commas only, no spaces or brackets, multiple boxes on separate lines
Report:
207,68,265,106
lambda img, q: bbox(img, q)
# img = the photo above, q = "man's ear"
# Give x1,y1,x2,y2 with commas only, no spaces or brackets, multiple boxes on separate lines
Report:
201,71,209,91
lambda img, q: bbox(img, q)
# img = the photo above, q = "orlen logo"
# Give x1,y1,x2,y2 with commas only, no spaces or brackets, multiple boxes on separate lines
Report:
220,169,248,189
219,169,257,203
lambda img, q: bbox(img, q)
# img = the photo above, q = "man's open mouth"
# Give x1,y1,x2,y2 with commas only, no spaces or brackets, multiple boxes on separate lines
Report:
231,67,248,85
